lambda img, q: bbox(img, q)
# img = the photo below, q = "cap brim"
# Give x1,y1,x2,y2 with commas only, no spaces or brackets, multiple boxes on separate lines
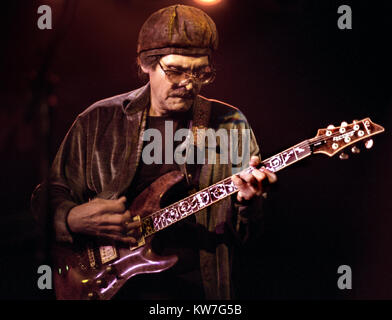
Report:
138,47,212,57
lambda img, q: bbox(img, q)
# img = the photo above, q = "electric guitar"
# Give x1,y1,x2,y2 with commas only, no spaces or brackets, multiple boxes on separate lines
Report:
52,118,385,299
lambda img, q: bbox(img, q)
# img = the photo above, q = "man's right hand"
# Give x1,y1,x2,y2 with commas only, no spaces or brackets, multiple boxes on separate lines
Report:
66,196,141,244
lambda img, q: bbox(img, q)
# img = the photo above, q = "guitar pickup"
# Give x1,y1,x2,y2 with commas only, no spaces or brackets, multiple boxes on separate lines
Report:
129,215,145,250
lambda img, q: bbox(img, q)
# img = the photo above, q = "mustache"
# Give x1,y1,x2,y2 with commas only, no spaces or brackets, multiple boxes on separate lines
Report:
168,89,196,99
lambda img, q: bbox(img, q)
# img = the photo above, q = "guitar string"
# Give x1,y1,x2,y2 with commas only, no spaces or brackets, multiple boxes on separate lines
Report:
140,140,307,234
139,127,363,235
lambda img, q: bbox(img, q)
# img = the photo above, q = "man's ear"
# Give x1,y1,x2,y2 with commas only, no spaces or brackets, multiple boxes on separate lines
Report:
140,64,149,74
137,56,149,74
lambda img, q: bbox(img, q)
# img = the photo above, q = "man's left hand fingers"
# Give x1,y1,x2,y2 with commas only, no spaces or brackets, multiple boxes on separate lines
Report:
251,168,266,182
239,171,260,189
260,168,278,184
249,156,261,167
234,174,261,199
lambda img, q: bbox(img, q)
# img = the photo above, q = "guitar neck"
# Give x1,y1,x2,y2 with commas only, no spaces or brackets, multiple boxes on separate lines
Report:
140,139,315,238
259,139,313,173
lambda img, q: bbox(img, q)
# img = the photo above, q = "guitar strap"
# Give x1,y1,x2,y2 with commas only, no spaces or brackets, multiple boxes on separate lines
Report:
181,95,211,189
185,96,229,299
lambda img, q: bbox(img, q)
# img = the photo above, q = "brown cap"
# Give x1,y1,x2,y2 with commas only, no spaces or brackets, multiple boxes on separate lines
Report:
137,4,218,58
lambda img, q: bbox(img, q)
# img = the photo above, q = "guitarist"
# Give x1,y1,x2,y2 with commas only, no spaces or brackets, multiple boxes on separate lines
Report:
47,5,277,299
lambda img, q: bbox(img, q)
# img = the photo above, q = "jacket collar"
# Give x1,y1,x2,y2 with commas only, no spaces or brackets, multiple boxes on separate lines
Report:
122,82,151,115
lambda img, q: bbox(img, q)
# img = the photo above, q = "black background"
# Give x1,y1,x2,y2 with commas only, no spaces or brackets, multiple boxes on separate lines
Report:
0,0,391,300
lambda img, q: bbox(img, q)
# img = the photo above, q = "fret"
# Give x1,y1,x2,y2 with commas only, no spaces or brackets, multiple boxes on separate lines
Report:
141,140,312,237
261,141,311,173
141,177,239,237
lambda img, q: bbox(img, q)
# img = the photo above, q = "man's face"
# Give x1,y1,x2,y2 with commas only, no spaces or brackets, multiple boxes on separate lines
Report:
142,54,209,116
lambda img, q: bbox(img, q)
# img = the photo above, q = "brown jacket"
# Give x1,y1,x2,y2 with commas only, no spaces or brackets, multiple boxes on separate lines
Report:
48,83,264,299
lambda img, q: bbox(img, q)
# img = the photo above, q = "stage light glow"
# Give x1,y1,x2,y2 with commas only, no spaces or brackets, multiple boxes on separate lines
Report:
194,0,222,6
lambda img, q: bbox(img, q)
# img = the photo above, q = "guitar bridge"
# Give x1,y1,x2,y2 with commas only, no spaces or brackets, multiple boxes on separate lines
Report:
99,245,118,264
130,215,145,250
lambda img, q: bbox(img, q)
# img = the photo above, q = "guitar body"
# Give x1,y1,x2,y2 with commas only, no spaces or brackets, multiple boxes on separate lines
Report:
53,171,185,300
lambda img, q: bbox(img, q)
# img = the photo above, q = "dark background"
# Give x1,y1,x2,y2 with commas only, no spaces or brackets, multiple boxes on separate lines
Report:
0,0,391,299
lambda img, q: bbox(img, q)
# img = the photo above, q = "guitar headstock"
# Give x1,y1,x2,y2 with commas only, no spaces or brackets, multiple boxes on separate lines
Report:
311,118,385,158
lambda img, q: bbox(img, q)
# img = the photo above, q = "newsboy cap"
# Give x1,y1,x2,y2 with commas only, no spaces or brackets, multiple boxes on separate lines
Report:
137,4,218,58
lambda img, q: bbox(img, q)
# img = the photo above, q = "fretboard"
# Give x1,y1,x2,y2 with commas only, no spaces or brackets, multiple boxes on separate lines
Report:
140,140,313,238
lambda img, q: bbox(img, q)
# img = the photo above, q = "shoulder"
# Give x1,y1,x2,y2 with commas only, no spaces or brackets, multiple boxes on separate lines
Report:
77,91,132,120
197,95,250,128
76,84,150,122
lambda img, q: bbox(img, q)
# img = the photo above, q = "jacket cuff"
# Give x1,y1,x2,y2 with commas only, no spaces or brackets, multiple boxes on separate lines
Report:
53,200,78,243
233,194,264,219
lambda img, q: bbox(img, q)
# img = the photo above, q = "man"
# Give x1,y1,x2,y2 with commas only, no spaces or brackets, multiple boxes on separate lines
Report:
48,5,276,299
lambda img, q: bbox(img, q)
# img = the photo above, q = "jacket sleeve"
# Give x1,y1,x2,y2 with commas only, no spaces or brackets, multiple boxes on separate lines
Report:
49,115,88,243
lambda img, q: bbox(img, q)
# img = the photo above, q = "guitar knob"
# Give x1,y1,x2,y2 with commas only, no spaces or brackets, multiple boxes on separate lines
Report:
351,146,360,154
106,265,116,274
341,121,348,127
87,292,99,300
106,265,123,279
327,124,335,129
364,139,374,149
96,278,108,288
339,152,349,160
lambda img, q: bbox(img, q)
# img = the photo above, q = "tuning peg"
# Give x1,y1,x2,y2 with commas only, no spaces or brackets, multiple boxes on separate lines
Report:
327,124,335,129
341,121,348,127
351,146,360,154
339,152,349,160
364,139,374,149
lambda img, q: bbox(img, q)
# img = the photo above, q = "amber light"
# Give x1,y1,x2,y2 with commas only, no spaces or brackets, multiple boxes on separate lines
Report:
194,0,222,6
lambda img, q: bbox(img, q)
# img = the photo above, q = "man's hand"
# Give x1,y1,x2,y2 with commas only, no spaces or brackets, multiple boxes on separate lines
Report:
67,196,141,244
232,156,277,203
